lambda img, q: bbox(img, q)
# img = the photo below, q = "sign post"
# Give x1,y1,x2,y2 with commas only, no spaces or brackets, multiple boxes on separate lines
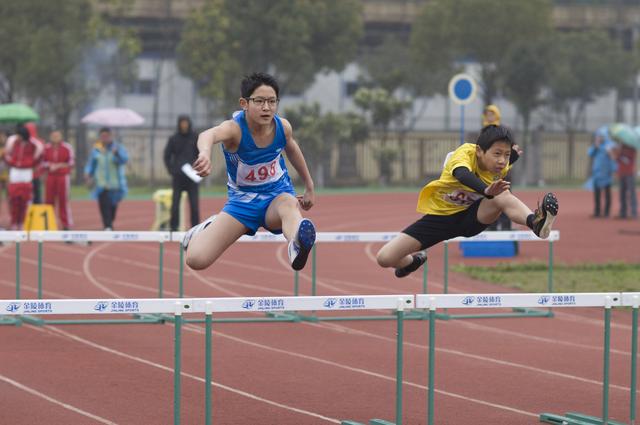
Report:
448,74,477,145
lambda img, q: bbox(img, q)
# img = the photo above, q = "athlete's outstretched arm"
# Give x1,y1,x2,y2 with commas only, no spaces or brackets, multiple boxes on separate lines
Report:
193,120,239,177
281,118,315,210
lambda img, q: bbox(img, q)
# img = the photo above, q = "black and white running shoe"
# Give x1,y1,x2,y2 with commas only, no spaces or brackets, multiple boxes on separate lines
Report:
531,193,558,239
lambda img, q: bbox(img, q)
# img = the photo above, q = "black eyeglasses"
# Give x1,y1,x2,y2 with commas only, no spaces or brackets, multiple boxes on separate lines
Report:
246,97,280,108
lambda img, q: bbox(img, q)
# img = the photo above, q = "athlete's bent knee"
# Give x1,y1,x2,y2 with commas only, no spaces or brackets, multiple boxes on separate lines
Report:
185,252,213,270
376,249,395,268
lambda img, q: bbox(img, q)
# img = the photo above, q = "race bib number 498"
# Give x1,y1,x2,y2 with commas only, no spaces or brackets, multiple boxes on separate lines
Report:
443,190,483,206
236,156,285,186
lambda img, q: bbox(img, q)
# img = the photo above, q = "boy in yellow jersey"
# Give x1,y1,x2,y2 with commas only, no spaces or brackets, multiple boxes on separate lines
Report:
377,125,558,278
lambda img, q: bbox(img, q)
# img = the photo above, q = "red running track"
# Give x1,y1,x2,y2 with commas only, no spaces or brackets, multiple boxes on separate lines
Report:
0,189,638,424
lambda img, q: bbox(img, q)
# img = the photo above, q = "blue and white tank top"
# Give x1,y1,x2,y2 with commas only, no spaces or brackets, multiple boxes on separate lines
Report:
222,110,294,196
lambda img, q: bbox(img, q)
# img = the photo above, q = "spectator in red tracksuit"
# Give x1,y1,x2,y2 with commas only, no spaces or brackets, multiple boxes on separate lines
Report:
44,130,74,229
4,124,44,229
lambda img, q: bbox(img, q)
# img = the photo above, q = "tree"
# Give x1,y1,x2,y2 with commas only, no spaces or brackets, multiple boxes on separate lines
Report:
284,104,368,187
0,0,139,136
411,0,552,104
333,112,369,184
0,0,34,102
545,30,639,177
361,34,452,179
353,87,411,185
502,37,551,183
177,0,363,116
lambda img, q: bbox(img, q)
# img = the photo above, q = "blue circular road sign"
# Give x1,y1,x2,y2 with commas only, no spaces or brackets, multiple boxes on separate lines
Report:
448,74,477,105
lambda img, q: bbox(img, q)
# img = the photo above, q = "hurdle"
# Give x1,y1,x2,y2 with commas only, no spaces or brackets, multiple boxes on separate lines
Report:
171,230,561,322
19,231,171,325
624,292,639,425
0,231,27,326
436,230,560,320
4,229,561,324
415,292,627,425
170,231,421,323
0,294,414,425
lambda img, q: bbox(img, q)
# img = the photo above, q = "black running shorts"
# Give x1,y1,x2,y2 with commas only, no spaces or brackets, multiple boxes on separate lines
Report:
401,199,489,250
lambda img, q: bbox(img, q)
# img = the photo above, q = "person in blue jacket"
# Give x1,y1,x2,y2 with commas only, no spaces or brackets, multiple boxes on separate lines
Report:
84,127,129,230
588,127,617,218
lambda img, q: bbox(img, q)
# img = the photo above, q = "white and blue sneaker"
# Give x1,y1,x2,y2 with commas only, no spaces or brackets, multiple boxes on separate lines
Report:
288,219,316,271
182,214,217,250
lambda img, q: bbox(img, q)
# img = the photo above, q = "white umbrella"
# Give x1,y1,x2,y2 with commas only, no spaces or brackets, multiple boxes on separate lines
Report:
81,108,145,127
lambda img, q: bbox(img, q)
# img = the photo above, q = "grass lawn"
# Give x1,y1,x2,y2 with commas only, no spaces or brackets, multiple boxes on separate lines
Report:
452,262,640,293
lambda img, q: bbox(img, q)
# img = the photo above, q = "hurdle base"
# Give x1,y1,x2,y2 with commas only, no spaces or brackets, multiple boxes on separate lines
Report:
19,314,165,326
0,315,21,326
436,307,553,320
295,309,429,322
159,311,301,323
540,412,626,425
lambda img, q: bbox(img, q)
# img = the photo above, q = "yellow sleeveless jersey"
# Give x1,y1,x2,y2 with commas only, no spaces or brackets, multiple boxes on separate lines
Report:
416,143,511,215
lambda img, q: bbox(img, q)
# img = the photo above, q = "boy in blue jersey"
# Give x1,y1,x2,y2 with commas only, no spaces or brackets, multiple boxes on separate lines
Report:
377,125,558,278
183,73,316,271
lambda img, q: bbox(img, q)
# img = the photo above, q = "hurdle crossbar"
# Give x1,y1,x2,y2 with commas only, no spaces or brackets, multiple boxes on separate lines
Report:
415,292,626,425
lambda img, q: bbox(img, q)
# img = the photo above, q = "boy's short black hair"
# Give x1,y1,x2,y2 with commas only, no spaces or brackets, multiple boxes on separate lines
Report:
476,125,514,151
99,127,111,134
241,72,280,99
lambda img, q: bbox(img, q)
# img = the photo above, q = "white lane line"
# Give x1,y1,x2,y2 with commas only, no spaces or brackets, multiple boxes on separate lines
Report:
314,321,630,392
36,325,340,424
79,240,633,388
0,252,84,277
82,243,121,298
187,324,540,418
0,373,118,424
456,320,635,358
0,279,71,299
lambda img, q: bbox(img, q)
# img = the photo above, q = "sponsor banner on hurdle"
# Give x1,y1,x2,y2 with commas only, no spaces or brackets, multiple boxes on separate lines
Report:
447,230,559,242
622,292,640,307
170,230,556,244
1,298,193,315
314,232,399,243
170,231,400,243
191,294,414,313
416,292,622,309
0,231,28,243
29,230,170,243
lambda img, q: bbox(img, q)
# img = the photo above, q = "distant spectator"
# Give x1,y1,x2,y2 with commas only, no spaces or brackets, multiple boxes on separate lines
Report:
588,130,617,218
482,104,501,127
0,130,9,228
4,124,44,229
25,122,45,204
84,127,128,230
44,130,75,230
615,143,637,219
163,115,200,231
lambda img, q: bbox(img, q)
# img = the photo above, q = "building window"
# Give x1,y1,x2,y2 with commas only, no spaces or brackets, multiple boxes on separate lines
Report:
126,79,154,95
345,81,360,97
